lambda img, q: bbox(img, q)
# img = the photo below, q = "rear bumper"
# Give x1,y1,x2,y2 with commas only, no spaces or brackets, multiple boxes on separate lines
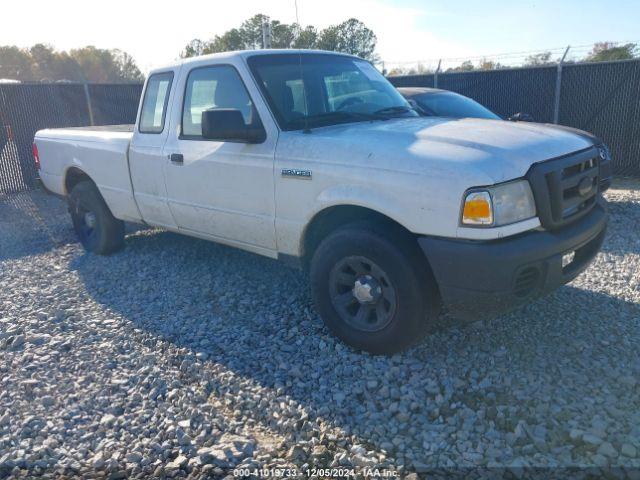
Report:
418,198,607,320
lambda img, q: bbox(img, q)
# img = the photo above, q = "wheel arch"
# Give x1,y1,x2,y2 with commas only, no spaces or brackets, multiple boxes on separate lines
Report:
64,166,96,195
300,203,417,269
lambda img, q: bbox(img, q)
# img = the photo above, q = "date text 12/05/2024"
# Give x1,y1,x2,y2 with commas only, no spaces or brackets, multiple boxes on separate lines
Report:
232,467,400,478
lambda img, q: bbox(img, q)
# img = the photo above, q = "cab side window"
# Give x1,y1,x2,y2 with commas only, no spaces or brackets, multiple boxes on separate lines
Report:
139,72,173,134
181,66,255,138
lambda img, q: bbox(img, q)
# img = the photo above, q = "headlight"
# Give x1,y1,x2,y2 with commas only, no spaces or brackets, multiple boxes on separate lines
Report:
461,179,536,227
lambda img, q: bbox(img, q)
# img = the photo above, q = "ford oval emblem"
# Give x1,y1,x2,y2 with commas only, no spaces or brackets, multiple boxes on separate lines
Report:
578,177,593,197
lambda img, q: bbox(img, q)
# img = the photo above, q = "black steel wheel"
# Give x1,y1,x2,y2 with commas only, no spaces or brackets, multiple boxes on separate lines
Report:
69,181,124,255
329,255,397,332
310,222,440,354
71,198,99,247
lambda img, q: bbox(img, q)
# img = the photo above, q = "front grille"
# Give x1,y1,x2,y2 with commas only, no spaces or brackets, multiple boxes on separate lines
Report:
527,146,601,230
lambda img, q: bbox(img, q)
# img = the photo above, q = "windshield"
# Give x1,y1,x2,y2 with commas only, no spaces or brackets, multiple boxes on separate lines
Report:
413,92,500,120
248,53,417,130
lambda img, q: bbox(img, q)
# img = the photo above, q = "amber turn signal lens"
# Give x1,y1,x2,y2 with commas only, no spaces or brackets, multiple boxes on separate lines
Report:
462,191,493,225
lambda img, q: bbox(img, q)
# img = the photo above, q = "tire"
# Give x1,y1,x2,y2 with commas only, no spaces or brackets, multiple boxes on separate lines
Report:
68,181,125,255
310,222,440,354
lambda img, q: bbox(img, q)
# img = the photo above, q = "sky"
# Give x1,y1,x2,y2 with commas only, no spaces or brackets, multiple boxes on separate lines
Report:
1,0,639,72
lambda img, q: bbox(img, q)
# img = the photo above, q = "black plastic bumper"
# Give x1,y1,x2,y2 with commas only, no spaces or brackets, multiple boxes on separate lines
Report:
418,199,608,320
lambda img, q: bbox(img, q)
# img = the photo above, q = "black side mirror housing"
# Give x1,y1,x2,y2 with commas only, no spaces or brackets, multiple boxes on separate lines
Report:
508,112,534,122
201,108,265,143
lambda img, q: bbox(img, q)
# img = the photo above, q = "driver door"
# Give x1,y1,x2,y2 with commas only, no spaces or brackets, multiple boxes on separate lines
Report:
162,63,278,255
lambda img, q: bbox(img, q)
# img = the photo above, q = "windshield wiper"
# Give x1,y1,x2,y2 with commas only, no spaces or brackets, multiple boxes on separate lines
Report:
373,105,416,116
287,111,388,130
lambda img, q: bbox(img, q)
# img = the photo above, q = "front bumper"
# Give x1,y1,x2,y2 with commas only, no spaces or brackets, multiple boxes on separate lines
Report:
418,198,607,320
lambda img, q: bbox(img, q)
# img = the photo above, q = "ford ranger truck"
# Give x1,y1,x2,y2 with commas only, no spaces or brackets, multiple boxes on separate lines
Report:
34,50,611,354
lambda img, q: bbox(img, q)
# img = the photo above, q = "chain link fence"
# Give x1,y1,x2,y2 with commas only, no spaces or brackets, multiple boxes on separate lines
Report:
0,83,142,194
1,59,639,195
389,58,640,177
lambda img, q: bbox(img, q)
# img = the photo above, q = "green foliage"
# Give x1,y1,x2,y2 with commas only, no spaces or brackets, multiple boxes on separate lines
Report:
206,29,246,54
0,46,35,80
271,22,298,49
181,14,378,62
292,26,318,49
447,60,475,72
317,19,377,61
387,63,433,76
444,58,504,72
587,42,637,62
181,39,207,58
0,44,143,82
478,58,503,70
524,51,554,66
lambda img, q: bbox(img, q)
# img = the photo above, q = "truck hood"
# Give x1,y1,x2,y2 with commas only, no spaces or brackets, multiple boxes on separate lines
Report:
302,117,594,183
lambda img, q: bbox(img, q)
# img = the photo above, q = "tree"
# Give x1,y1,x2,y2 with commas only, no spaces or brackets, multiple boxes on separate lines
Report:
180,15,378,61
0,44,143,82
478,58,503,70
71,46,121,82
387,63,432,76
180,15,297,56
239,14,271,49
586,42,637,62
408,63,432,75
0,46,35,80
292,26,318,49
29,44,60,80
113,50,144,82
181,39,207,58
71,46,142,82
447,60,475,72
317,18,378,61
271,21,298,48
524,51,554,66
206,29,246,54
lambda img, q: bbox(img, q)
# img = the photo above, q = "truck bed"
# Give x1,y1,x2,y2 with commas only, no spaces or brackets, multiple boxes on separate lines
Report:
59,124,134,133
35,125,140,223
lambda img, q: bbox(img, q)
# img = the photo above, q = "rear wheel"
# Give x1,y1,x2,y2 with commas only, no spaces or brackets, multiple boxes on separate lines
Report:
69,181,124,255
310,223,439,354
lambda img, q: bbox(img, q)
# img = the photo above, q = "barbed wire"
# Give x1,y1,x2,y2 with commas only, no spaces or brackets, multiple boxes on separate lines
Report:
381,40,640,71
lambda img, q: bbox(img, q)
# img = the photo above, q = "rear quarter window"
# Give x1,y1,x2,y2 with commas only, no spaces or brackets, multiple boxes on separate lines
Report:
139,72,173,134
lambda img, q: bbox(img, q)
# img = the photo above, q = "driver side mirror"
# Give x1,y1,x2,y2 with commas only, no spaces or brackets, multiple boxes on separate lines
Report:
508,112,534,122
201,108,265,143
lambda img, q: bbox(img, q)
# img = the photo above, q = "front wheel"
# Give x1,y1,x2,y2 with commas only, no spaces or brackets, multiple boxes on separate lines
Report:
310,224,439,354
69,181,124,255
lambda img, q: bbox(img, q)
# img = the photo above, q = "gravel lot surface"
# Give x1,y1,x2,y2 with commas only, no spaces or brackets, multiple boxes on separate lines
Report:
1,184,639,479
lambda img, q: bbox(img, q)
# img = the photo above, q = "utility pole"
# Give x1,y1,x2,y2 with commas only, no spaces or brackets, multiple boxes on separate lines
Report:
553,45,570,124
262,22,272,49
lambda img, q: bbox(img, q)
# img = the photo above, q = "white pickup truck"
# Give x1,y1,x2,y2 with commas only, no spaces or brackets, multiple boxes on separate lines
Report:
35,49,611,354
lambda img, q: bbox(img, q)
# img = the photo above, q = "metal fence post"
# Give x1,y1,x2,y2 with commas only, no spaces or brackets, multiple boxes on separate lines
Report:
553,46,571,124
83,84,95,126
434,59,442,88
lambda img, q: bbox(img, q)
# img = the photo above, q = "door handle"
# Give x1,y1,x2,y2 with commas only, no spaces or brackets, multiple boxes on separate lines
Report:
169,153,184,164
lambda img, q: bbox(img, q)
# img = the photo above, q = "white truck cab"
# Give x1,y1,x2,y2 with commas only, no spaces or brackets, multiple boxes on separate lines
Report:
35,50,610,353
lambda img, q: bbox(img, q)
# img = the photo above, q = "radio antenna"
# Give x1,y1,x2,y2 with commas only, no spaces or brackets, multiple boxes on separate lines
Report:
294,0,311,133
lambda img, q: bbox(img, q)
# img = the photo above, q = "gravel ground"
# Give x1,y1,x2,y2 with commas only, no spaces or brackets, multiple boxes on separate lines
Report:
0,184,639,479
